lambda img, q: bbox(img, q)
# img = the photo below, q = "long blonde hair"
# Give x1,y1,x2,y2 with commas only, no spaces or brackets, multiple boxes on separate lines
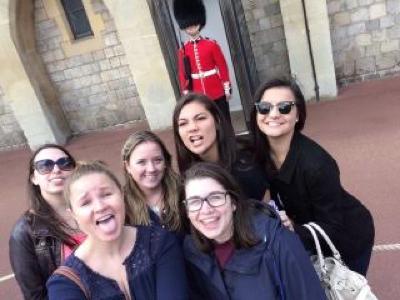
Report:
122,131,182,231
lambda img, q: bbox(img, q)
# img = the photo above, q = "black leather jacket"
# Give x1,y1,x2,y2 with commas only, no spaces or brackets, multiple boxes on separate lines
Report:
9,211,62,300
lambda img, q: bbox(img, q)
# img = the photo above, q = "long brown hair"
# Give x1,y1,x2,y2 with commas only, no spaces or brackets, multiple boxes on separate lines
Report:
183,162,260,253
172,93,236,173
28,144,77,247
122,131,182,231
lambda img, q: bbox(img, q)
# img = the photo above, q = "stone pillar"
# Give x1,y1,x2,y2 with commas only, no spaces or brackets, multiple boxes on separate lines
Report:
280,0,337,100
104,0,176,130
0,0,70,149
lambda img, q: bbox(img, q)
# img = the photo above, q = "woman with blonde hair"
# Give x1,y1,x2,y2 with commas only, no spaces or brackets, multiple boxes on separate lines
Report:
122,131,184,235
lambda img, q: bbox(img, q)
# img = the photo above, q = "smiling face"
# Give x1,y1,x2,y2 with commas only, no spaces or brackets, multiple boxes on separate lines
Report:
31,148,73,202
185,177,235,244
178,101,219,162
125,141,166,193
256,87,298,140
69,173,125,242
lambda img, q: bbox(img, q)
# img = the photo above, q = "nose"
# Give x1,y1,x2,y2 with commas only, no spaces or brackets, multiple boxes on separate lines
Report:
147,161,156,172
52,163,61,173
199,199,213,214
93,198,107,213
268,104,280,118
187,120,199,132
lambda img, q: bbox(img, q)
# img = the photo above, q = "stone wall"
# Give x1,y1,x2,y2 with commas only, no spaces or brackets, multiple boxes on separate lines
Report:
35,0,144,133
328,0,400,85
242,0,290,82
0,86,27,150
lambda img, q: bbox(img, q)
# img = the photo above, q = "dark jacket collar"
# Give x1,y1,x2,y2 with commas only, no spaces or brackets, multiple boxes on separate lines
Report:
275,131,302,184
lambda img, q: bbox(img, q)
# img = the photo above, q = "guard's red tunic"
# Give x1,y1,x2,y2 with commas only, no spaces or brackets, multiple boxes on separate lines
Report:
178,37,231,100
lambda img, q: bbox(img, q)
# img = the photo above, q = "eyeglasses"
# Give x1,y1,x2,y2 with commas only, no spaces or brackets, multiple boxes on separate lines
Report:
184,191,228,212
34,157,75,175
255,101,296,115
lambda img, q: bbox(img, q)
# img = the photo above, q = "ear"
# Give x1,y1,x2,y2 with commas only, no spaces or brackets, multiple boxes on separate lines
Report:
124,160,131,175
30,173,39,186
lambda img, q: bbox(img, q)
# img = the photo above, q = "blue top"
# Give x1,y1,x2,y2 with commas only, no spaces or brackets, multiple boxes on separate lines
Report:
184,209,327,300
47,225,188,300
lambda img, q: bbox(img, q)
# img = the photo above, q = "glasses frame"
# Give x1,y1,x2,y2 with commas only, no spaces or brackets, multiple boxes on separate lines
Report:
33,157,75,175
184,191,229,212
255,101,296,115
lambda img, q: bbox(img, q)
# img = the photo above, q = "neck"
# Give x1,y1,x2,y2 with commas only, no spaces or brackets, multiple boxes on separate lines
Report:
268,131,294,169
44,193,68,217
200,144,219,163
142,186,164,208
85,226,129,259
189,34,200,41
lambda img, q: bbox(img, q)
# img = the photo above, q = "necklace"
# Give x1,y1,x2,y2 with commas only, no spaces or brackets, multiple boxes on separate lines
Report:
149,191,164,216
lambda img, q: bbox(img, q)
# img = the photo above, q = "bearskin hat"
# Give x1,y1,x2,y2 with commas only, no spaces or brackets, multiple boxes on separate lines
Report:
173,0,206,30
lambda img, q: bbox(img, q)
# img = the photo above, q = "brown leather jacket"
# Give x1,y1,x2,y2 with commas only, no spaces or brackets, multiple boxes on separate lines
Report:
9,211,62,300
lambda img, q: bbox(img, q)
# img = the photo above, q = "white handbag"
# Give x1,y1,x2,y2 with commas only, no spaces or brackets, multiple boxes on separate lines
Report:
303,222,378,300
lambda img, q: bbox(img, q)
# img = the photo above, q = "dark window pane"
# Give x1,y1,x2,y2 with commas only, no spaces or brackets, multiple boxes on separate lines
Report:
61,0,93,40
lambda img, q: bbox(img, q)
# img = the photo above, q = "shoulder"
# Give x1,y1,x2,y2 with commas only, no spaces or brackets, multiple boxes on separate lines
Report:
295,133,336,171
47,266,87,299
9,212,35,244
137,225,178,257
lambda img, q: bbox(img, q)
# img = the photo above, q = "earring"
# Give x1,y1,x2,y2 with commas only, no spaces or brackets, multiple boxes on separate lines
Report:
296,118,299,122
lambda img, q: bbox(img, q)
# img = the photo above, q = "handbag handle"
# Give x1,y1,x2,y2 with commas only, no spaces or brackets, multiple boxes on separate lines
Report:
53,266,90,299
308,222,341,261
303,224,326,275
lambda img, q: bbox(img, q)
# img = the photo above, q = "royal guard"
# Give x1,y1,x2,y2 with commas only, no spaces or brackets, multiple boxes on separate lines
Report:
173,0,232,123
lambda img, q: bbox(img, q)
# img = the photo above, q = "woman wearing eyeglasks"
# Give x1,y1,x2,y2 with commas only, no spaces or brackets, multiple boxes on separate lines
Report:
9,144,83,300
173,93,270,202
182,162,326,300
250,78,375,276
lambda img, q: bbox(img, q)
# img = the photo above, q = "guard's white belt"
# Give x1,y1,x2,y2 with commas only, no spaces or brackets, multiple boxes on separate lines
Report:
191,69,217,79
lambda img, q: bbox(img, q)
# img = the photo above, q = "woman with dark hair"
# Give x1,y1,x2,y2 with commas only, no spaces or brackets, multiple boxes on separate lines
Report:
173,93,270,201
121,131,183,235
250,78,375,275
47,161,188,300
9,144,81,300
182,162,326,300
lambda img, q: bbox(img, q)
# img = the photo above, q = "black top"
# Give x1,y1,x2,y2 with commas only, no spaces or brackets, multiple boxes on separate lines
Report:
232,148,270,201
268,132,374,261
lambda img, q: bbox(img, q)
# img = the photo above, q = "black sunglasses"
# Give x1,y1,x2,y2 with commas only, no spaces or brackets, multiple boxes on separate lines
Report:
255,101,296,115
34,157,75,175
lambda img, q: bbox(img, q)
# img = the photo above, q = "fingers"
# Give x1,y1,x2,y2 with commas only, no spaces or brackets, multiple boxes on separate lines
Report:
279,210,294,231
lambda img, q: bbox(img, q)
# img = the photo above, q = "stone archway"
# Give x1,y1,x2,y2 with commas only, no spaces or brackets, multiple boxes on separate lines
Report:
0,0,70,149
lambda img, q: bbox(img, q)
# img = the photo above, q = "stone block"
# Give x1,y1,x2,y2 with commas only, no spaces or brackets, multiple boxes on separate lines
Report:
328,1,341,14
359,0,375,6
37,20,54,31
356,56,375,74
356,34,372,46
376,54,397,69
388,25,400,39
54,60,67,72
35,8,47,22
81,64,93,76
66,56,85,68
110,57,121,68
334,12,351,26
370,3,387,20
253,8,265,19
90,62,101,73
366,43,381,56
381,40,400,53
100,59,111,71
82,53,94,64
119,66,132,78
259,18,271,30
52,71,65,82
346,47,364,60
91,74,102,85
348,23,366,36
93,50,105,61
351,8,369,23
53,49,65,61
42,51,55,63
372,29,388,41
264,3,280,17
104,48,115,59
104,33,119,47
345,0,358,10
269,15,282,28
365,19,380,31
343,60,356,76
387,0,400,14
380,16,395,29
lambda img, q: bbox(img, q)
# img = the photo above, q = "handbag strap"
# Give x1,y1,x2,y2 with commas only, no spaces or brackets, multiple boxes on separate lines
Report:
54,266,90,299
303,224,326,275
308,222,341,260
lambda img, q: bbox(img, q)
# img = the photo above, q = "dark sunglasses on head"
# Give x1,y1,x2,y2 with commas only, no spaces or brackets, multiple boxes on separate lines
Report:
34,157,75,175
255,101,296,115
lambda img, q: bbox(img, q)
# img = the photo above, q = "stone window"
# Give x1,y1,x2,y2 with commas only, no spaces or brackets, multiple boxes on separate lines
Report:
60,0,93,40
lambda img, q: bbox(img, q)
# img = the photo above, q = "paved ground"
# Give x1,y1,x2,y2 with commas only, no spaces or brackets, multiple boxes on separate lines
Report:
1,76,399,299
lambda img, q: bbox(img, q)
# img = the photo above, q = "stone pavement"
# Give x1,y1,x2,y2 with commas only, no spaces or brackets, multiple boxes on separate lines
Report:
1,76,400,299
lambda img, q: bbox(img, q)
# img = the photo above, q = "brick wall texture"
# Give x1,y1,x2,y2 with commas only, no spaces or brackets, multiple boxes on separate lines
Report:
0,86,27,150
35,0,144,133
328,0,400,85
241,0,291,82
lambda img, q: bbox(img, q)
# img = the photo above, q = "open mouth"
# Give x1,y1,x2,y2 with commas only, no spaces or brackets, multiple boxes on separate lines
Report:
190,135,203,146
95,214,118,234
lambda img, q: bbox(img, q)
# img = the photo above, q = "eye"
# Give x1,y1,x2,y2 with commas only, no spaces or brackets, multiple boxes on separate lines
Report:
80,199,90,207
196,114,207,121
154,157,164,164
136,160,145,165
178,120,187,127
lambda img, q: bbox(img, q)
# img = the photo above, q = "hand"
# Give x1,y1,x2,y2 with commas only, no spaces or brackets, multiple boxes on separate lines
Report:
225,91,231,100
278,210,294,231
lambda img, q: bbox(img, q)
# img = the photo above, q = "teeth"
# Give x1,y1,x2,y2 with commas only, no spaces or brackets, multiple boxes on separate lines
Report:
190,136,202,142
201,217,218,224
96,215,113,225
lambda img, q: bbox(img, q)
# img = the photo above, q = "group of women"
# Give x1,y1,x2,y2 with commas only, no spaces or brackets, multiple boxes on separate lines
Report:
9,78,375,300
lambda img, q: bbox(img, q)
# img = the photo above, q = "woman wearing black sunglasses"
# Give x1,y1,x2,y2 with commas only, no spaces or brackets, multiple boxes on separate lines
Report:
250,78,375,276
9,144,83,300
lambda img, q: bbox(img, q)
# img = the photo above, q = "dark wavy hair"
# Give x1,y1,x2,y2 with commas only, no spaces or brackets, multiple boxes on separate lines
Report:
250,78,307,167
172,93,236,174
28,144,77,246
183,162,260,253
